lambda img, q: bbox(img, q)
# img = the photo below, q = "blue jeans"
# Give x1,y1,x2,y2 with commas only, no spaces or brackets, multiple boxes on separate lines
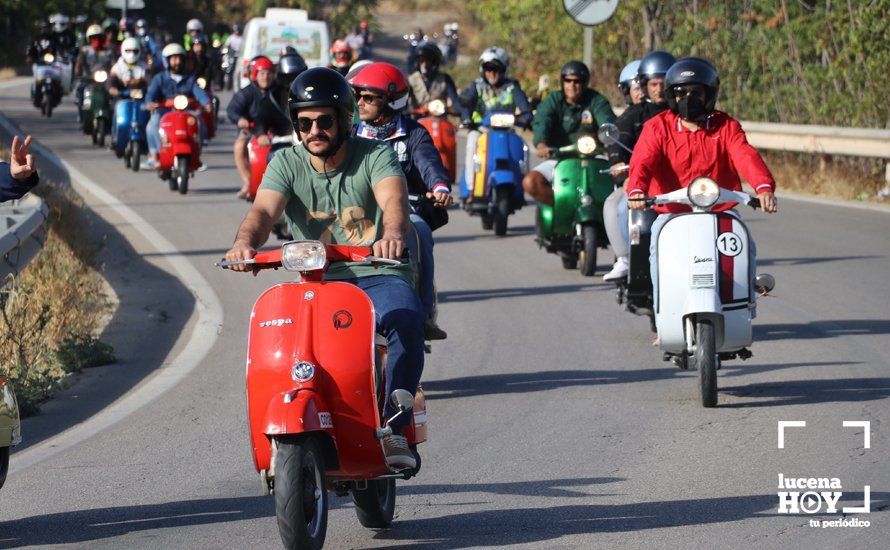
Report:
147,108,206,155
407,212,435,318
352,275,425,428
650,210,756,313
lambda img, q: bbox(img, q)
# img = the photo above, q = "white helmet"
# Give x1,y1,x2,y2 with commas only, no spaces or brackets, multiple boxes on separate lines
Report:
50,13,70,32
479,47,508,73
162,43,186,58
186,19,203,33
121,37,141,64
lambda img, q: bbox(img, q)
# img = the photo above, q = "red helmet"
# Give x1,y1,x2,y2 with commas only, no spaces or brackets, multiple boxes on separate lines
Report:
360,21,369,29
351,62,409,111
248,55,274,81
330,39,352,68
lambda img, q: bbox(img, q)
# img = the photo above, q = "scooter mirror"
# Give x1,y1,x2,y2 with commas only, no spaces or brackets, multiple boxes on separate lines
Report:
754,273,776,294
390,389,415,411
597,123,620,145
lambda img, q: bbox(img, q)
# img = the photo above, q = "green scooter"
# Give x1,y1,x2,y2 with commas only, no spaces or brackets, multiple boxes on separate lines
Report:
0,375,21,489
535,134,614,276
81,69,112,147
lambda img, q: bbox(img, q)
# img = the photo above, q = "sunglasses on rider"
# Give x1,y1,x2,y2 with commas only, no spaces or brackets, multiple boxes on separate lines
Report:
296,114,336,133
672,85,706,99
354,91,384,104
481,63,503,73
562,77,583,85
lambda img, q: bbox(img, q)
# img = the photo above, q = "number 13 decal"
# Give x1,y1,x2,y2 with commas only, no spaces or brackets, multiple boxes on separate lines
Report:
717,232,743,257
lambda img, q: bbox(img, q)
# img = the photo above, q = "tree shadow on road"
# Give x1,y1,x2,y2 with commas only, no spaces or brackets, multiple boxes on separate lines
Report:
439,283,605,303
8,134,196,455
757,255,883,266
399,477,624,499
363,491,888,549
754,320,890,341
0,495,271,547
720,377,890,407
436,225,536,243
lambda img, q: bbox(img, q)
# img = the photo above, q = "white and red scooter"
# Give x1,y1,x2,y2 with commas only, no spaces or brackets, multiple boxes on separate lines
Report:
648,177,775,407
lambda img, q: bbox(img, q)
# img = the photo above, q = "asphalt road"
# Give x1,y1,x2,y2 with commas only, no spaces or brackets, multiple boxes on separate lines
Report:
1,16,889,550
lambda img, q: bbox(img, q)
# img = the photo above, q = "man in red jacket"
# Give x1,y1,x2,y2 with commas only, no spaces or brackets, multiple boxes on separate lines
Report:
626,57,777,304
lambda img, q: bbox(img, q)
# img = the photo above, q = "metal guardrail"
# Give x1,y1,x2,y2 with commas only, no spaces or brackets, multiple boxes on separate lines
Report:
1,194,49,280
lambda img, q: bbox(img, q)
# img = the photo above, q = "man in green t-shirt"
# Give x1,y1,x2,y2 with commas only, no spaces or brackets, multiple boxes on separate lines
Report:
224,68,423,471
522,60,616,205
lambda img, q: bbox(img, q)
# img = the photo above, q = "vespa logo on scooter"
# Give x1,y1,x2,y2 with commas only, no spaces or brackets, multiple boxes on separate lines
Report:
332,310,353,330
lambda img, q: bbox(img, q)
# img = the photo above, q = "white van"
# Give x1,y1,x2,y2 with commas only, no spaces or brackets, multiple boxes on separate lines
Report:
237,8,330,89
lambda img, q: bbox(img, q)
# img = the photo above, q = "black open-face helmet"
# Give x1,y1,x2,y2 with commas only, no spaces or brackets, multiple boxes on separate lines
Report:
560,60,590,86
288,67,356,138
664,56,720,115
414,41,442,72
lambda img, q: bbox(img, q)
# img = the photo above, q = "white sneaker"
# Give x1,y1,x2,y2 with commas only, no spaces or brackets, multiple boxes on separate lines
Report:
603,257,629,282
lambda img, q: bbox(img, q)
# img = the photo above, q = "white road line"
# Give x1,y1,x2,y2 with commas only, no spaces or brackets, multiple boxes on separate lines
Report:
0,87,224,474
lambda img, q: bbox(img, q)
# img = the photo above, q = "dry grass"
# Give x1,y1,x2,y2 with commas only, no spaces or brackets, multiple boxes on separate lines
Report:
0,151,114,415
763,152,887,202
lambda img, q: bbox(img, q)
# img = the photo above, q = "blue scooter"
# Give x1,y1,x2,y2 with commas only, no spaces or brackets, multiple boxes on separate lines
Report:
460,111,528,236
111,88,150,171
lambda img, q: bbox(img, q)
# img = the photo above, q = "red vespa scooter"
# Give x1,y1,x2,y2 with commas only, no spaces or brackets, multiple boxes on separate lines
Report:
246,131,296,201
415,99,457,183
158,95,202,194
219,240,428,549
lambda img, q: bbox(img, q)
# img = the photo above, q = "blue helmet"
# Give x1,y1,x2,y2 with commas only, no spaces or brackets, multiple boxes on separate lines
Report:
619,60,641,87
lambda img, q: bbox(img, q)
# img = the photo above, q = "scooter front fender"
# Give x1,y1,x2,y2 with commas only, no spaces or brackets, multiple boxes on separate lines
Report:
489,170,516,189
263,388,331,436
255,389,334,472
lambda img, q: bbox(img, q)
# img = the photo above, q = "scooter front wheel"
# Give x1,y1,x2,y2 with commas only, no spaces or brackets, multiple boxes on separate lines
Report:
176,155,189,195
695,319,718,407
578,224,598,276
352,478,396,528
131,143,141,172
274,437,328,550
493,187,511,236
0,446,9,490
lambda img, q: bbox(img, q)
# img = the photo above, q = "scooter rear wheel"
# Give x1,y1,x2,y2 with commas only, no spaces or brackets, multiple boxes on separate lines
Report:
695,319,718,407
352,478,396,528
41,97,52,118
274,437,328,550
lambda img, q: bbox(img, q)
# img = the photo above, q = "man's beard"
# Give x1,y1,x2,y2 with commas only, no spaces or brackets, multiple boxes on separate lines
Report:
305,135,337,157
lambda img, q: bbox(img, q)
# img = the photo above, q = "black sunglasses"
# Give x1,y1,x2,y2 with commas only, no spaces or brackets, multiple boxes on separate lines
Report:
296,114,335,133
562,77,583,85
481,63,503,72
672,85,705,99
354,91,384,104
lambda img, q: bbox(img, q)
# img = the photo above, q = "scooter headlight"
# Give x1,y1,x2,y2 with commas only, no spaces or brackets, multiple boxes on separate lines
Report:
93,70,107,83
173,95,190,110
197,77,207,90
43,53,55,63
130,89,143,99
291,361,315,382
580,194,593,206
688,177,720,208
281,240,327,272
577,136,597,155
428,99,446,117
490,113,515,128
